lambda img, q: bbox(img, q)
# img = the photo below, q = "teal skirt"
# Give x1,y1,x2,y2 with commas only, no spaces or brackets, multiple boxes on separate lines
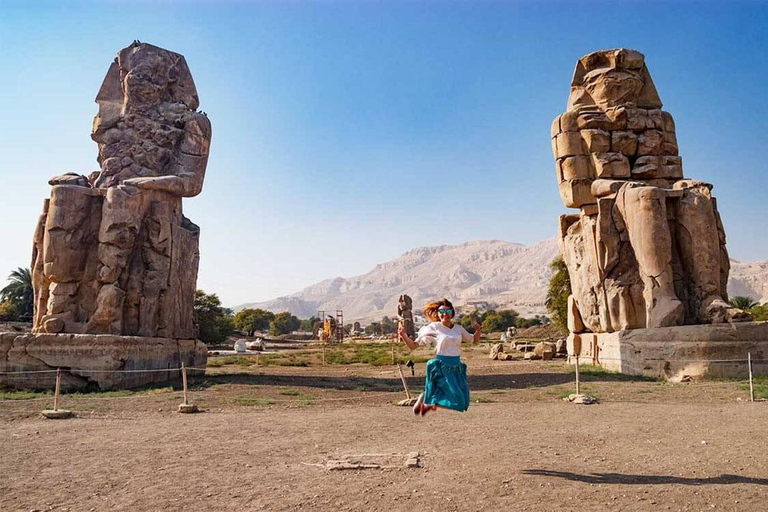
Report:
423,355,470,412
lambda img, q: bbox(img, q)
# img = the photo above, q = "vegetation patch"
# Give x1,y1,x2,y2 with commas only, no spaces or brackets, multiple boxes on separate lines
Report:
295,394,315,406
226,396,274,406
741,375,768,399
0,390,51,400
569,364,657,382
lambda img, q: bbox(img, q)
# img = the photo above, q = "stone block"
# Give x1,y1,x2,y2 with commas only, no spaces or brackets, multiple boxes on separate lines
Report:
661,131,679,155
533,342,556,360
559,111,579,131
604,106,628,130
551,116,561,138
660,156,683,179
638,130,664,155
661,111,676,132
568,295,586,333
577,108,627,131
631,155,660,178
611,131,638,156
559,179,596,208
0,332,207,391
591,178,627,198
647,109,664,130
560,156,593,181
588,322,768,381
582,129,610,153
555,131,586,158
592,152,630,178
626,108,650,131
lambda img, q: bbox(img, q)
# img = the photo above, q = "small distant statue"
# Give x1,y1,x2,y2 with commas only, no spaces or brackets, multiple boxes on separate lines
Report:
31,42,211,338
397,294,415,339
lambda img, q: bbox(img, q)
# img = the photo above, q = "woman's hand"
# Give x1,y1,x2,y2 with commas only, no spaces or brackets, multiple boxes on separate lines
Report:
472,320,482,344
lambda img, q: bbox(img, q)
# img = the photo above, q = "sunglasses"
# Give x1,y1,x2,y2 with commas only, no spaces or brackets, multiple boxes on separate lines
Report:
437,308,453,315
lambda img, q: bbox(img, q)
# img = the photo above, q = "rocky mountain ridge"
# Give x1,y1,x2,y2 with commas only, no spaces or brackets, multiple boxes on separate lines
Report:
235,239,768,323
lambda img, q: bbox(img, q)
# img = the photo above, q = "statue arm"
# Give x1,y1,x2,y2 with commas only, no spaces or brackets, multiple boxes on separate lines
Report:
122,113,211,197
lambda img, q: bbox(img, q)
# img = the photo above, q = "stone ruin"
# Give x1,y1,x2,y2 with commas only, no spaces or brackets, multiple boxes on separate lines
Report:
397,294,415,340
1,42,209,390
552,49,765,380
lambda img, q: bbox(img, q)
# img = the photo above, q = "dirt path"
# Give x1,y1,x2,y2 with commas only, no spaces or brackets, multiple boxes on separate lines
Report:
2,356,768,511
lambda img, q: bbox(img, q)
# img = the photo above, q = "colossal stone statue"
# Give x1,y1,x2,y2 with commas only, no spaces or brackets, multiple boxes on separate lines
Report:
551,49,748,334
397,294,415,339
31,42,211,339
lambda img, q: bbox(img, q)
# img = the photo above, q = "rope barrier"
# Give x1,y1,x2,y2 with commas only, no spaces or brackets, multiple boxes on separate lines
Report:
1,354,767,376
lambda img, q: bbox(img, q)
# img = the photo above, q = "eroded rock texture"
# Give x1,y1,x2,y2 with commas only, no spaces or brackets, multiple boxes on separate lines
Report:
552,49,748,333
397,294,415,339
31,42,211,339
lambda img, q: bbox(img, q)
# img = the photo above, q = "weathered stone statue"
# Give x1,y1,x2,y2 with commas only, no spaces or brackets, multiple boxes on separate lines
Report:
397,294,415,339
551,49,749,334
31,42,211,339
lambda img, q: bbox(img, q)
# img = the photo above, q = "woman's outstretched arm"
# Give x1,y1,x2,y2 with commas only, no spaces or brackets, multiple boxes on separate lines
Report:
398,323,419,350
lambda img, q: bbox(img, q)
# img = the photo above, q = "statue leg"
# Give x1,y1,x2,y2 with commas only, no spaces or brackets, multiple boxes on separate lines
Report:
617,184,684,328
37,185,98,333
675,182,751,323
87,186,144,334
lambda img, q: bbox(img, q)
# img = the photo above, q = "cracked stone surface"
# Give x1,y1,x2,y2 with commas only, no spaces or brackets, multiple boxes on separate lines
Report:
0,332,206,391
551,49,749,333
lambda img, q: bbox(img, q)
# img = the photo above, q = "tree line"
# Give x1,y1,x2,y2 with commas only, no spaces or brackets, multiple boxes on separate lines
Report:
4,265,766,344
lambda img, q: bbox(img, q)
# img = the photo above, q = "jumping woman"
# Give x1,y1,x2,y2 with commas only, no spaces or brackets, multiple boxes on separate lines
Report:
398,298,482,416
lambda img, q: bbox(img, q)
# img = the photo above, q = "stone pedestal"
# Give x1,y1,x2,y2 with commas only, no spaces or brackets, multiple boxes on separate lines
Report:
567,321,768,381
0,332,206,391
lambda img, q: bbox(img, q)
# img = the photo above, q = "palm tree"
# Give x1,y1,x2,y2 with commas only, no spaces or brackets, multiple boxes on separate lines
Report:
729,296,758,311
0,268,33,319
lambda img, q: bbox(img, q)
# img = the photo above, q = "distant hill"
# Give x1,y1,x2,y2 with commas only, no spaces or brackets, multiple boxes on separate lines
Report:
234,238,768,323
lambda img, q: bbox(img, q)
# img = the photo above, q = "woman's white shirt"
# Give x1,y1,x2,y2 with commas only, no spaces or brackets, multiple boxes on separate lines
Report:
415,322,473,356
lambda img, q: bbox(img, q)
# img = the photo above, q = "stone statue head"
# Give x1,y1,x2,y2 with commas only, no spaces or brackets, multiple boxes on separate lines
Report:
94,42,199,125
567,48,661,111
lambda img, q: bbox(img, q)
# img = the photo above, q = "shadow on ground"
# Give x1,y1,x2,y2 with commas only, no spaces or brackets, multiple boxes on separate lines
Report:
522,469,768,486
185,369,652,393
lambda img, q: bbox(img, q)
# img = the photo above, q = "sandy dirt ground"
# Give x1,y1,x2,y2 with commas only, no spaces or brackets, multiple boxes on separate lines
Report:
2,347,768,512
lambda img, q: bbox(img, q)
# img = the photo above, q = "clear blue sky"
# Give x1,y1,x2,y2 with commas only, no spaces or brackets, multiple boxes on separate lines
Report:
1,1,767,306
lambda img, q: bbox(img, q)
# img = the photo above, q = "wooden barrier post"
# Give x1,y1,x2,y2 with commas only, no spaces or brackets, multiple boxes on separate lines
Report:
42,368,73,419
54,368,61,411
182,363,189,406
256,351,260,366
575,355,581,396
748,352,755,402
178,362,198,413
322,344,326,367
397,364,412,400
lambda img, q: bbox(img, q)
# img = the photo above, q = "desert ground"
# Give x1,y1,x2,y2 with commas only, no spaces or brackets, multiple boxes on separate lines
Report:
2,341,768,512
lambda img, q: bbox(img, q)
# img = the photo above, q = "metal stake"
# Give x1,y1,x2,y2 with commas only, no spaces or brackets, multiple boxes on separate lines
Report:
748,352,755,402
